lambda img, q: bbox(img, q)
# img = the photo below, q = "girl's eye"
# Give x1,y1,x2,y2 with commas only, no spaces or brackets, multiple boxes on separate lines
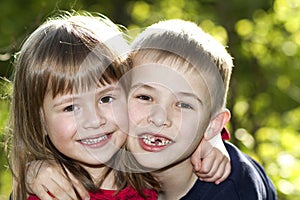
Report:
136,95,152,101
99,96,114,104
63,105,79,112
176,102,193,109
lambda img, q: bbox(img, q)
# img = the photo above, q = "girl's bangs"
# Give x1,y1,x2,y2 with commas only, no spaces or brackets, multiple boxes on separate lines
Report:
45,48,119,98
31,28,121,97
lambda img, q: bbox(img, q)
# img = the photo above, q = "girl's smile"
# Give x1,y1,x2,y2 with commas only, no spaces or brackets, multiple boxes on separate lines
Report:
43,84,128,166
78,132,112,147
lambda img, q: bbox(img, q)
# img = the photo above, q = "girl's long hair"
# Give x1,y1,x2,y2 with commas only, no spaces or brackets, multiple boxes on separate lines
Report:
8,11,129,199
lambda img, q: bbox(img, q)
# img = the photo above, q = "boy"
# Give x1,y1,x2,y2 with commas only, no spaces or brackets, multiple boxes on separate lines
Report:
126,19,276,199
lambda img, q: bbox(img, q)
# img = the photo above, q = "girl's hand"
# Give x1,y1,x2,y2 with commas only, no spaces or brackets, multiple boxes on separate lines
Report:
26,160,90,200
190,133,231,184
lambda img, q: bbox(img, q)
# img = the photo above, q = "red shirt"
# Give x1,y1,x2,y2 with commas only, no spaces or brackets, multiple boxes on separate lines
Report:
28,186,157,200
221,127,230,140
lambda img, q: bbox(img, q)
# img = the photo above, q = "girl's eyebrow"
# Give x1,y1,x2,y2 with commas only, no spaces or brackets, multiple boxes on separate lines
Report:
53,85,121,107
53,96,77,107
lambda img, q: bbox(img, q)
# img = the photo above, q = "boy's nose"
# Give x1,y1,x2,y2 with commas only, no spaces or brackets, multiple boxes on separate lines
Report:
147,105,171,127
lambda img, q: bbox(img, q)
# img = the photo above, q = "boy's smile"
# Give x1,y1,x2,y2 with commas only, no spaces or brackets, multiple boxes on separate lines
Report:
139,133,173,151
127,63,212,171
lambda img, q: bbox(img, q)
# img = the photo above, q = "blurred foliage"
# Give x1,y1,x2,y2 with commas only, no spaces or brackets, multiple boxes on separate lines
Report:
1,0,300,199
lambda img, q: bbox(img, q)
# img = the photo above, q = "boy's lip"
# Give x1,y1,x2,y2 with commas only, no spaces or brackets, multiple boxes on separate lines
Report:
138,133,174,152
77,132,113,148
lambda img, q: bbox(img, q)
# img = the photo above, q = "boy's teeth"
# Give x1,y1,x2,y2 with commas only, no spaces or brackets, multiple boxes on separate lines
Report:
141,135,172,146
81,135,108,145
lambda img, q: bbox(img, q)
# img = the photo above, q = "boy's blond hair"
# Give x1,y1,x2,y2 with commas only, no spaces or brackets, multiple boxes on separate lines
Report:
131,19,233,115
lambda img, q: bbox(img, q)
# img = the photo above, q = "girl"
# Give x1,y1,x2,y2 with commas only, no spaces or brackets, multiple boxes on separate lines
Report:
8,12,158,200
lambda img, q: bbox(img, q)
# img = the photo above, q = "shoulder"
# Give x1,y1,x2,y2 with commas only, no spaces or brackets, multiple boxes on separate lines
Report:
181,179,239,200
182,142,277,200
225,142,277,200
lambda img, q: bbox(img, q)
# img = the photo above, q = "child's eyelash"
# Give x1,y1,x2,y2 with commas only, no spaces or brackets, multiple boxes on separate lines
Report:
63,105,78,112
176,102,194,109
136,95,152,101
99,96,115,104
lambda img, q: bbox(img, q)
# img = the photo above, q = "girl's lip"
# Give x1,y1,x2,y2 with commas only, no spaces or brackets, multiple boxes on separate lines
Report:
78,133,113,148
138,133,173,152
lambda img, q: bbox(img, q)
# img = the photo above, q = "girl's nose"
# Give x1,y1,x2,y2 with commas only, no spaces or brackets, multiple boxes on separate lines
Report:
81,107,106,129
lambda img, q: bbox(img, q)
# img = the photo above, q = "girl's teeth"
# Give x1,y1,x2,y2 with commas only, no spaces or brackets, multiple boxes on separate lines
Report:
81,135,108,145
141,135,172,146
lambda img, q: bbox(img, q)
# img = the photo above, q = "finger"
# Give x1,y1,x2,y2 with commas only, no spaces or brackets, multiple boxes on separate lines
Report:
38,164,88,200
200,156,230,183
215,161,231,184
47,176,79,200
199,156,216,176
46,185,74,200
200,161,225,182
33,185,57,200
190,143,203,171
62,167,90,200
34,169,77,200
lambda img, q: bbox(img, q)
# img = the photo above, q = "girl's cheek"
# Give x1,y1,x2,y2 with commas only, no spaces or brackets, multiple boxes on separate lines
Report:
113,101,129,133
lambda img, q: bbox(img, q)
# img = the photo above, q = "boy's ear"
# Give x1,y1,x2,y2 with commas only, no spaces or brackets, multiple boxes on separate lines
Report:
204,109,231,140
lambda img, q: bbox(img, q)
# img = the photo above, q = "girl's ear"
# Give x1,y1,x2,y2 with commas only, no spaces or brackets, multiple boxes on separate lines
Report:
204,109,231,140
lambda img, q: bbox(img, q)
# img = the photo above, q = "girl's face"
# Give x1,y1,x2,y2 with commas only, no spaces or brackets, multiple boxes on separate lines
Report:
126,63,212,170
42,82,128,165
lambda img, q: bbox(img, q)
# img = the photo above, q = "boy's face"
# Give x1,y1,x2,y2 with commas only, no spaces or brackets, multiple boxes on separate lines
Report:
42,82,128,166
126,62,212,170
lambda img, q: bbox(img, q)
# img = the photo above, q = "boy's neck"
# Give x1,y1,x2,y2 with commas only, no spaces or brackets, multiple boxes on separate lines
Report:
153,158,197,200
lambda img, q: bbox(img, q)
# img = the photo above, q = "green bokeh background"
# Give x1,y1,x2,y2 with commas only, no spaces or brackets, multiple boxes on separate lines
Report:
1,0,300,199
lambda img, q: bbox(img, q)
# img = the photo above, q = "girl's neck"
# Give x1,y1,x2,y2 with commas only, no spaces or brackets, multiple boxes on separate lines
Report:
84,164,118,190
153,158,197,200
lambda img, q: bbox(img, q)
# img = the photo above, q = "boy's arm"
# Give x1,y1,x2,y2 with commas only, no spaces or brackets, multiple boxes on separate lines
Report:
190,131,231,184
26,160,89,200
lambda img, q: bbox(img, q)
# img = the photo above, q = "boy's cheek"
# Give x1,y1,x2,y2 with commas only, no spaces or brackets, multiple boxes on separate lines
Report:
128,103,146,126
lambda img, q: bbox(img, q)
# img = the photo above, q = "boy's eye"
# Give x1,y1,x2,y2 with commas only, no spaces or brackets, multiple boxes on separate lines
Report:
176,102,193,109
99,96,114,104
63,105,79,112
136,95,152,101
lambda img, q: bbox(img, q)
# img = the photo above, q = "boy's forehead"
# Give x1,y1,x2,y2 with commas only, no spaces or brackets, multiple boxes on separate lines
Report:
130,64,210,96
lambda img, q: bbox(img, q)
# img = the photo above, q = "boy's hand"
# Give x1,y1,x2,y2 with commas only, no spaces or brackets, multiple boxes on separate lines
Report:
26,160,90,200
190,134,231,184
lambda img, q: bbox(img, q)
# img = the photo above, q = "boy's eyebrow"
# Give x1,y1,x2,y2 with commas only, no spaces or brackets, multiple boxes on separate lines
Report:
177,92,203,105
130,83,156,91
131,83,203,105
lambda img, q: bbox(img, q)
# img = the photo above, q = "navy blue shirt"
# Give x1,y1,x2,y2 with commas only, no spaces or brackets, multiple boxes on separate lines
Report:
181,142,276,200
